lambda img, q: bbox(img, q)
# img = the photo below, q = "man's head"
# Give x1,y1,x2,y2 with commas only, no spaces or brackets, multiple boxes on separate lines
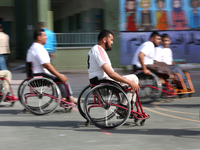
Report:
149,31,161,47
98,30,114,51
33,29,47,45
161,33,171,48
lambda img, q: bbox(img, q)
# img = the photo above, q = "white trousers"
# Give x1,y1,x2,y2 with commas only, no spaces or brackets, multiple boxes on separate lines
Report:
120,74,139,105
0,70,12,94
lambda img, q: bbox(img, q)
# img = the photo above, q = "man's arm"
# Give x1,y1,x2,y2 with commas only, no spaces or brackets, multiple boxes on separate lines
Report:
101,63,139,92
42,63,67,82
138,52,151,74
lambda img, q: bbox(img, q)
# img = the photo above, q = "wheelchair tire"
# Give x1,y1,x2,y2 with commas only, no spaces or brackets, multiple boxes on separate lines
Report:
77,84,91,120
21,77,61,115
78,80,125,121
17,78,29,105
0,80,6,103
135,72,162,104
84,84,131,128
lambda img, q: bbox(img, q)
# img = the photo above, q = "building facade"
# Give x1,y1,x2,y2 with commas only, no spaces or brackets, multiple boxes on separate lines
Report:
0,0,120,70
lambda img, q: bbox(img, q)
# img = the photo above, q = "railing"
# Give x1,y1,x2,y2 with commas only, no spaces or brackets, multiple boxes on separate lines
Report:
55,32,99,47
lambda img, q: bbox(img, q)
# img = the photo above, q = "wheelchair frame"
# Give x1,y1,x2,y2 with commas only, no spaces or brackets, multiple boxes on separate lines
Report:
16,61,77,115
77,80,150,128
172,72,195,97
18,76,76,115
0,77,18,106
134,70,195,104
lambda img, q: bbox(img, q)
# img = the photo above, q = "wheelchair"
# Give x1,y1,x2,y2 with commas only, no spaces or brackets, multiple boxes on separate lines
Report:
134,69,195,104
171,71,195,98
17,62,76,116
77,79,150,128
0,77,18,106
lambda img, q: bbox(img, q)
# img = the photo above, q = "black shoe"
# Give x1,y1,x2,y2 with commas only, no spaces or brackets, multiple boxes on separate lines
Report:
116,104,128,118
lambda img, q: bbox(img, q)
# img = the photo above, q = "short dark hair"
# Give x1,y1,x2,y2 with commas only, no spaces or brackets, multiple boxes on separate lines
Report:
33,29,45,40
150,31,160,38
162,33,170,39
98,30,114,41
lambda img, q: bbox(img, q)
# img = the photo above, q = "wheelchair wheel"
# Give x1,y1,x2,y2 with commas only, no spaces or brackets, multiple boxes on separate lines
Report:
21,77,61,115
17,78,29,104
84,84,131,128
77,85,91,120
136,72,162,104
0,80,6,103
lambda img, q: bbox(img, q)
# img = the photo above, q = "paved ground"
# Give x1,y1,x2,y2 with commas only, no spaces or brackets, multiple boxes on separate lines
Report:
0,65,200,150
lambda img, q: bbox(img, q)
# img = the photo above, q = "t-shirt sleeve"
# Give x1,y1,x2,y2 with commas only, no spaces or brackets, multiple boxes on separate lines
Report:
92,47,107,67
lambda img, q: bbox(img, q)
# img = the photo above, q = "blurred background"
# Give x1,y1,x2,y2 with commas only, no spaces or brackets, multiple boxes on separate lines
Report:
0,0,120,71
0,0,200,71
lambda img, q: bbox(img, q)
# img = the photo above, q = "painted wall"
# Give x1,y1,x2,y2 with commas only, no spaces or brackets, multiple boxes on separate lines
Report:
53,48,90,71
121,30,200,65
120,0,200,31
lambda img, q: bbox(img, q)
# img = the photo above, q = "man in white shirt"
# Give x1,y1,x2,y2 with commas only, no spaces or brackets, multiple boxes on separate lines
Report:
132,31,162,74
155,33,189,87
88,30,139,107
26,29,77,103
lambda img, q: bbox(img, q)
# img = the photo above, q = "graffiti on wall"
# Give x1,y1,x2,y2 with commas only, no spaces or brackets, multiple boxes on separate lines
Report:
120,31,200,65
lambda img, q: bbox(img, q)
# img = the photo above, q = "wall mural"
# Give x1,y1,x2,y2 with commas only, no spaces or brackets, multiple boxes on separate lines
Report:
120,31,200,65
120,0,200,31
120,0,200,64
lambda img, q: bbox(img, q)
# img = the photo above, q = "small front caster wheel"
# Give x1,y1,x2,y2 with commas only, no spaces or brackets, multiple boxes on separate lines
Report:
22,109,27,113
188,93,193,97
10,102,15,107
85,120,90,127
64,107,72,113
134,118,139,123
178,94,183,98
140,120,146,126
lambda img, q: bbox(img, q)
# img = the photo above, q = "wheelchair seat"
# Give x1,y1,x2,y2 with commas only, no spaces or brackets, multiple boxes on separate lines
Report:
89,76,127,91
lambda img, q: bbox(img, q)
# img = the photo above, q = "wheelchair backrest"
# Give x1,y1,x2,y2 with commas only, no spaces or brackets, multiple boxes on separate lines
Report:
26,62,33,78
